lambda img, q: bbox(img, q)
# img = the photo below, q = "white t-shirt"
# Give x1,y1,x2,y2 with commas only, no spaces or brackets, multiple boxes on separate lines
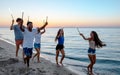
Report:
34,33,41,44
23,28,37,48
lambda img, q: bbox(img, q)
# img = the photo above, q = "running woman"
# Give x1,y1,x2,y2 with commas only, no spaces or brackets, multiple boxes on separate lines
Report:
80,31,106,75
32,28,46,63
55,28,65,66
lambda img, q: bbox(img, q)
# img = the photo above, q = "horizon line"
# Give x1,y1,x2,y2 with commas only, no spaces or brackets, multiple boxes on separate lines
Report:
0,26,120,28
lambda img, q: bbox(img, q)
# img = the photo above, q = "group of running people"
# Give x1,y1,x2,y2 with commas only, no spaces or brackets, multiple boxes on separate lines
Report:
10,18,48,67
10,17,106,75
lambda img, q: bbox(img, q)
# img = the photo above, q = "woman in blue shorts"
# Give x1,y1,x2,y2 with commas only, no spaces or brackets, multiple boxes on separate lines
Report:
80,31,106,75
55,28,65,66
32,28,46,63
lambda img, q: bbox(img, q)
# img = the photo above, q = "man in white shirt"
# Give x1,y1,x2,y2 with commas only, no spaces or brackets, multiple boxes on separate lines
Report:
20,21,48,67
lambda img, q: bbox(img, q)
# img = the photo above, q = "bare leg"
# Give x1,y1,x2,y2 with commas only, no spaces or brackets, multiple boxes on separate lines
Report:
37,49,40,62
24,57,27,64
16,44,20,57
15,40,23,57
32,53,37,60
26,56,30,67
87,55,92,73
56,50,60,66
90,55,96,75
20,40,24,60
32,48,40,62
60,49,65,66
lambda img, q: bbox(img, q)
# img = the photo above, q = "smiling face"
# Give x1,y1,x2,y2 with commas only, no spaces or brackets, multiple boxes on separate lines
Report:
28,23,33,29
59,29,64,36
60,29,63,34
17,20,22,25
19,19,23,25
27,22,33,31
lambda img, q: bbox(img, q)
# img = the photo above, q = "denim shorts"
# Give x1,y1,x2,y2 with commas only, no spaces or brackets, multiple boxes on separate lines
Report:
34,43,41,48
88,48,96,55
23,48,33,57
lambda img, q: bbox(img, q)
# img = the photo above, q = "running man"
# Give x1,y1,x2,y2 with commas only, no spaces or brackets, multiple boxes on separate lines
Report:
20,21,48,67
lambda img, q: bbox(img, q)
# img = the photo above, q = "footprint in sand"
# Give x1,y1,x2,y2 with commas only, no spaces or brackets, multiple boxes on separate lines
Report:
32,69,36,71
0,58,19,67
53,71,59,75
0,47,4,50
10,69,14,72
37,68,46,73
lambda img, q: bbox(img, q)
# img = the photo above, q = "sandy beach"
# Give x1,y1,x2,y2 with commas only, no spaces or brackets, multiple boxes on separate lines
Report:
0,39,79,75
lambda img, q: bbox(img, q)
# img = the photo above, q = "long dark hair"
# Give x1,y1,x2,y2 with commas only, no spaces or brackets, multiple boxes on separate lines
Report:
55,29,64,41
92,31,106,48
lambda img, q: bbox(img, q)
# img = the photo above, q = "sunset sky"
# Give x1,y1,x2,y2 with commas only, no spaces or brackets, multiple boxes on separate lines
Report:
0,0,120,27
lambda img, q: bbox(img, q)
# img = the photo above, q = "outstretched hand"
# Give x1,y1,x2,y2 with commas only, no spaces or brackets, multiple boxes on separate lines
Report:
12,19,14,24
39,21,48,30
80,33,83,36
10,19,14,30
45,22,48,25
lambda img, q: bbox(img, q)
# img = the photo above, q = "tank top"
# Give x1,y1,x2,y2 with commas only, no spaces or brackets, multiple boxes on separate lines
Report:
89,40,95,49
34,33,41,44
58,36,64,45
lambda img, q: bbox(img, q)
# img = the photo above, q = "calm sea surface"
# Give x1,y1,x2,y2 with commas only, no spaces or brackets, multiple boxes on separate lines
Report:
0,27,120,75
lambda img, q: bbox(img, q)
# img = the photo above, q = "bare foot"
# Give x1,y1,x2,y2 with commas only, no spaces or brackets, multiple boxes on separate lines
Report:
16,54,18,57
87,66,90,72
37,60,41,63
56,63,60,67
32,57,34,61
60,62,64,66
89,71,94,75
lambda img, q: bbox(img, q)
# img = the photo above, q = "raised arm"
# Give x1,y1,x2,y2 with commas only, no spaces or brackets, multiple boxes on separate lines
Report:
20,24,25,32
10,20,14,30
55,33,61,42
41,28,46,35
80,33,90,40
39,22,48,30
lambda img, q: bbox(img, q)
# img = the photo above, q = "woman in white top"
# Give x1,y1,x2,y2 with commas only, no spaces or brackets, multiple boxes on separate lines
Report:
80,31,106,75
32,28,45,63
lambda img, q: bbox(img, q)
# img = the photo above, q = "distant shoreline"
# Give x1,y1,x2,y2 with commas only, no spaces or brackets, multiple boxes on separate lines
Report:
0,26,120,28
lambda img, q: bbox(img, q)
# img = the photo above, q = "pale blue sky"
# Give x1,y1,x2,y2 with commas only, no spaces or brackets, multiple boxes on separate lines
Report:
0,0,120,27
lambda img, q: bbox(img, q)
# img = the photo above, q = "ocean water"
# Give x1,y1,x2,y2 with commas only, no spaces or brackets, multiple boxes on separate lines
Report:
0,27,120,75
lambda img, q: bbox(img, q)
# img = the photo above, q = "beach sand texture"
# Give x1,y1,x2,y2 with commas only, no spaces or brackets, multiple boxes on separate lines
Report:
0,39,78,75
